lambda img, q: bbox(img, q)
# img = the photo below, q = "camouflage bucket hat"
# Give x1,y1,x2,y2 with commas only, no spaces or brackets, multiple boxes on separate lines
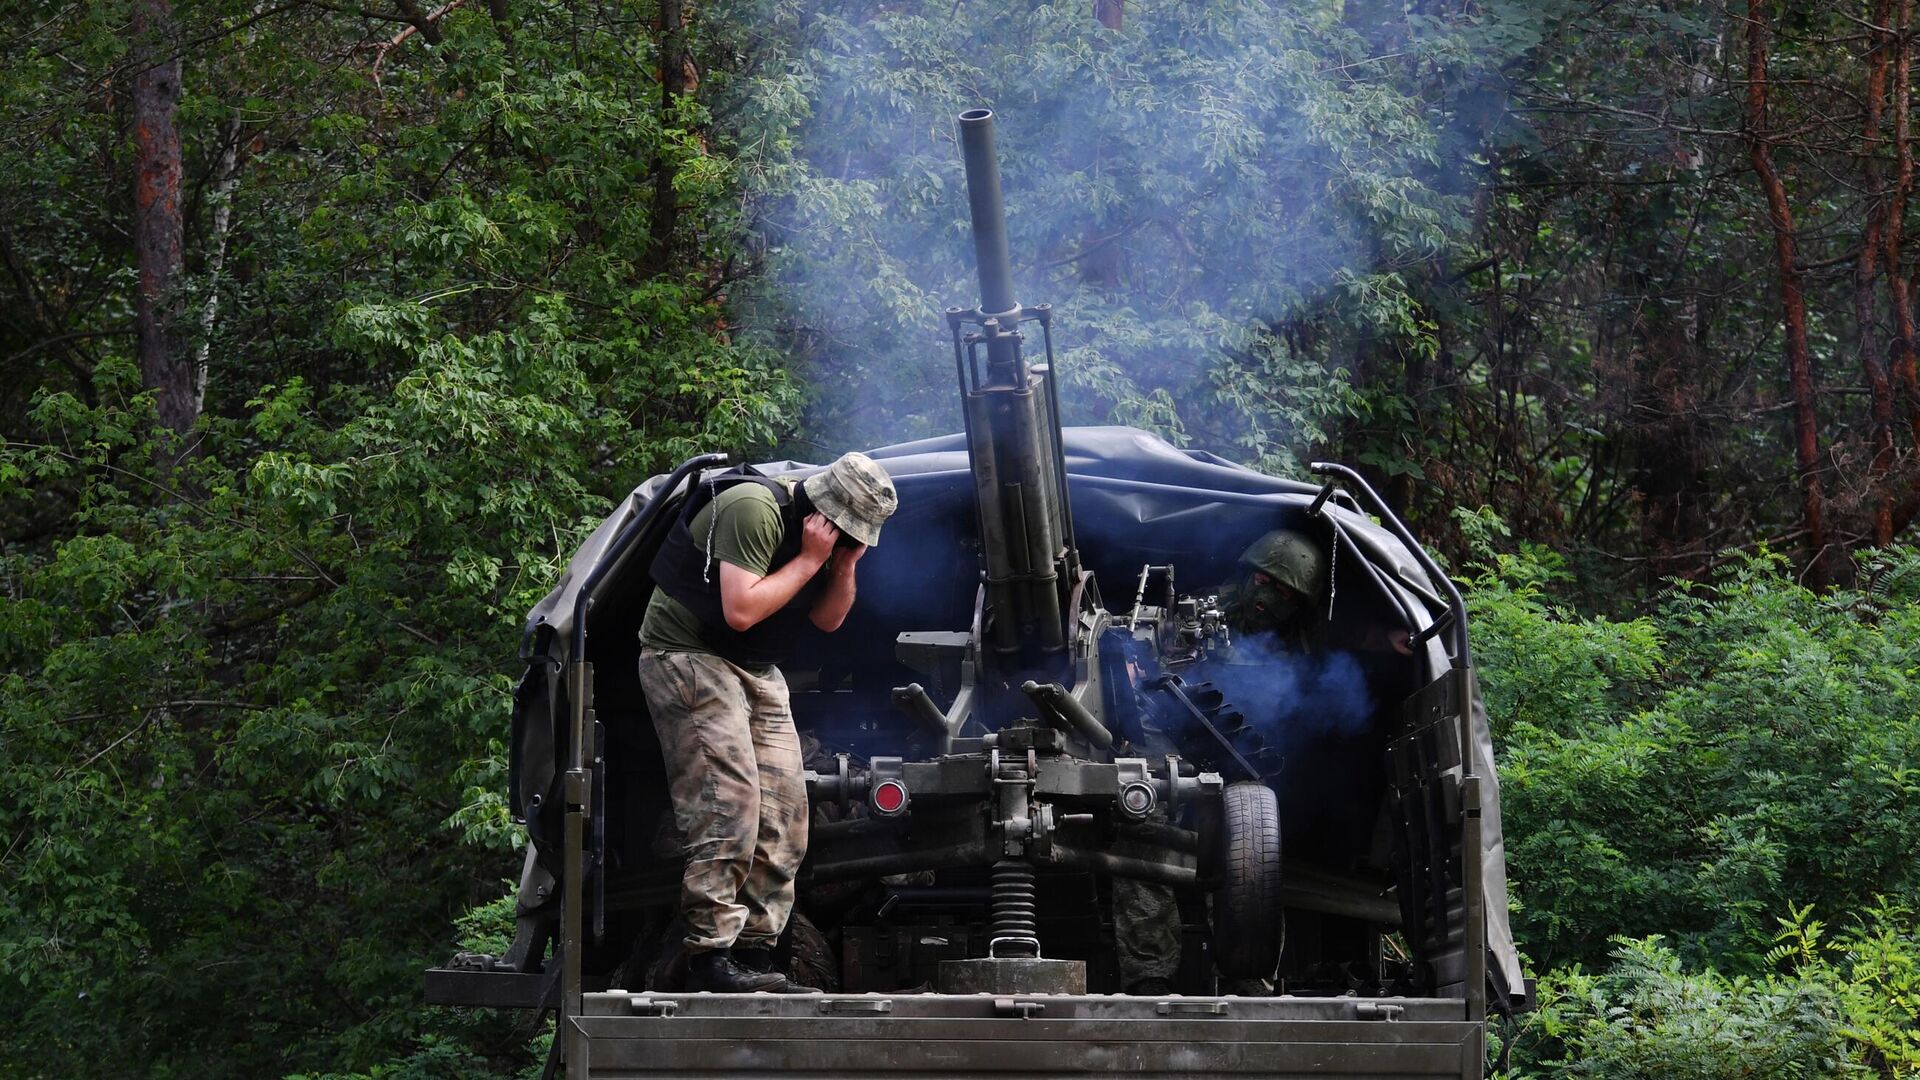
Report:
803,451,899,547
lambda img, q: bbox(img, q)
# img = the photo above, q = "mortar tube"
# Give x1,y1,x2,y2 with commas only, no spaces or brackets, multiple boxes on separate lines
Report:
957,109,1017,319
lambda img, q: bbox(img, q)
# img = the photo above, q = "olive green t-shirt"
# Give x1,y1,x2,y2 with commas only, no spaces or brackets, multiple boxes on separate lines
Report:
639,480,792,664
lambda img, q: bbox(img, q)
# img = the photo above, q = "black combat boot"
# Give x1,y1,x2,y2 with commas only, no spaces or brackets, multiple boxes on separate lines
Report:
762,975,822,994
733,945,821,994
732,945,775,973
684,949,787,993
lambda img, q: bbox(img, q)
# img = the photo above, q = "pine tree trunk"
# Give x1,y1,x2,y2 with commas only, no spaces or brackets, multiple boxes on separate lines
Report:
132,0,194,437
1743,0,1830,577
1860,0,1896,546
1890,0,1920,462
645,0,686,276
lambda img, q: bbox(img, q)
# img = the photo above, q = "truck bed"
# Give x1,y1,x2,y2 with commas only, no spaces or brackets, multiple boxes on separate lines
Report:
566,990,1484,1079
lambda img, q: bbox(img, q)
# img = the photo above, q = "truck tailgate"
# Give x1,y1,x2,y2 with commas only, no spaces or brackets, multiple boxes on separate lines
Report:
569,992,1482,1079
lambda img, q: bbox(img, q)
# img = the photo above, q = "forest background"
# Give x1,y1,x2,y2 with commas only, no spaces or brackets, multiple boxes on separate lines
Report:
5,0,1920,1075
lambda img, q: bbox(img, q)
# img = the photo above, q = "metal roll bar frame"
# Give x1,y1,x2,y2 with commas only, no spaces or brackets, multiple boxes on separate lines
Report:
561,452,729,1024
1307,462,1485,1031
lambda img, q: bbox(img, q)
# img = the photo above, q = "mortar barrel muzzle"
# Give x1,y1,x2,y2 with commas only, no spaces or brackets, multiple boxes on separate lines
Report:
957,108,1017,317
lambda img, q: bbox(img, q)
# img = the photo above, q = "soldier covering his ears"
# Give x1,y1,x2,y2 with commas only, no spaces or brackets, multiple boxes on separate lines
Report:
638,452,898,993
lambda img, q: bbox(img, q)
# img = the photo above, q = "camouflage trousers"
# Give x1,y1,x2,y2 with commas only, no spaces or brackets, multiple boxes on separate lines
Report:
639,647,810,953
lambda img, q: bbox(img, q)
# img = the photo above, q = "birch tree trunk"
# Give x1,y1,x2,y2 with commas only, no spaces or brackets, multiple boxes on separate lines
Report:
192,113,246,416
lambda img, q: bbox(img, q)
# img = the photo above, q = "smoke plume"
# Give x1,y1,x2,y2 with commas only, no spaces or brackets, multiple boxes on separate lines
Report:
706,0,1512,473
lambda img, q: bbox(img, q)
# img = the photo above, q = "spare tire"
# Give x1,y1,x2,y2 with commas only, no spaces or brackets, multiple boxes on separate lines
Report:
1211,781,1282,981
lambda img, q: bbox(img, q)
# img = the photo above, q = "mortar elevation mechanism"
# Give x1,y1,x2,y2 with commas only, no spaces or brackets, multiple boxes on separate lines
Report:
777,107,1273,993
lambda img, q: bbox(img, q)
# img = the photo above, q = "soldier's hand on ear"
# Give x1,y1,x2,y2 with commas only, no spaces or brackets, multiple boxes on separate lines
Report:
801,512,839,565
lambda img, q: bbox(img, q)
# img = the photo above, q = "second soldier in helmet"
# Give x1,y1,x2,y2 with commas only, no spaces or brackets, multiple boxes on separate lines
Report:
1114,525,1336,996
1219,527,1329,650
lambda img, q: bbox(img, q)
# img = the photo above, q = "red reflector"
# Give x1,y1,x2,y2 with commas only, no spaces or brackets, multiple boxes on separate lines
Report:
873,780,908,814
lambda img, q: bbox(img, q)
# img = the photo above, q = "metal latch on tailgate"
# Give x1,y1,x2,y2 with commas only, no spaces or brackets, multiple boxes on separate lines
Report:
625,997,677,1017
1155,1000,1230,1017
1354,1002,1404,1021
819,997,893,1015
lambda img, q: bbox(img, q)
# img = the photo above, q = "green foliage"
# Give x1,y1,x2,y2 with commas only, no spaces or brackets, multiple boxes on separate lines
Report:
1463,530,1920,1076
8,0,1920,1075
0,1,790,1076
1501,935,1853,1079
1476,545,1920,973
1498,906,1920,1078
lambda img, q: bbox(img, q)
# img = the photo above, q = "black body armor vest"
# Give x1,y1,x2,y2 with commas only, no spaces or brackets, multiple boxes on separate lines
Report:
648,469,820,667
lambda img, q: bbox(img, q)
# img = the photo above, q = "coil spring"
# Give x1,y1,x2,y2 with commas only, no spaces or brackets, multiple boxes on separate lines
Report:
991,859,1038,946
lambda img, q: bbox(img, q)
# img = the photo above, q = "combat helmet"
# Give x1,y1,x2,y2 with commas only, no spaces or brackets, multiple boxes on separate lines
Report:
1220,526,1329,640
1237,527,1328,602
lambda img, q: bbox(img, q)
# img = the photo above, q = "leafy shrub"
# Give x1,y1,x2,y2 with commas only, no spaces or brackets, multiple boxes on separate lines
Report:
1498,904,1920,1079
1476,547,1920,974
